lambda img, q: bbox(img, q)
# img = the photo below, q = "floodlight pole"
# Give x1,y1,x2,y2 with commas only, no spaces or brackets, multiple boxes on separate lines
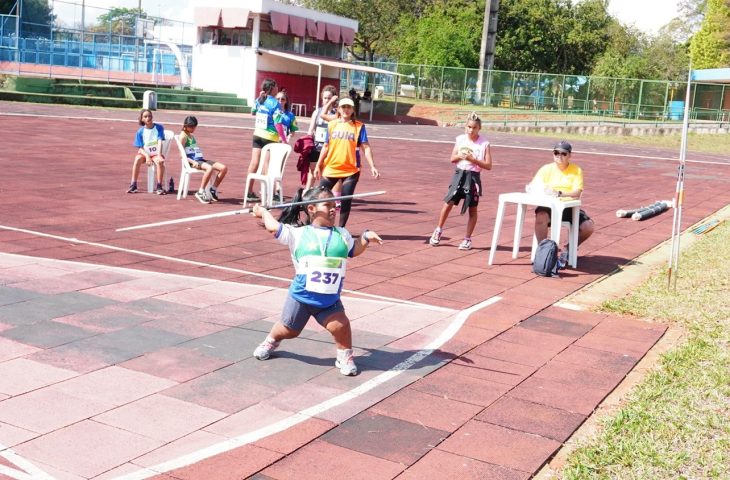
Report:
667,64,692,290
134,0,141,82
16,0,22,46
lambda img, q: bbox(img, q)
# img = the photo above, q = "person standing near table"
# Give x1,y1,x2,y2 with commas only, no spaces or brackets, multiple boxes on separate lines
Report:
429,112,492,250
529,140,594,266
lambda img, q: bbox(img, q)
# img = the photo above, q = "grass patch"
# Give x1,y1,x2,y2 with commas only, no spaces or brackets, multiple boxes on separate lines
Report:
561,220,730,479
373,98,729,155
518,131,730,155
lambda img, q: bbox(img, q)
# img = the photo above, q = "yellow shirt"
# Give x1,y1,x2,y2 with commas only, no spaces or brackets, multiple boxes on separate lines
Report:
533,162,583,193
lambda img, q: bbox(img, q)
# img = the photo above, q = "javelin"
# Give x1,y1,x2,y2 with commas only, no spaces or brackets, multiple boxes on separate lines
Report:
116,190,387,232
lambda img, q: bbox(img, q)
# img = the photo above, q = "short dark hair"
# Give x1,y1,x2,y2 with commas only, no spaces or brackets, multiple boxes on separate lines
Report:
183,116,198,127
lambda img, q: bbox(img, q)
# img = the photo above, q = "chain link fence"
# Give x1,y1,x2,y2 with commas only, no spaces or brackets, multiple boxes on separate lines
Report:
347,61,730,123
0,1,193,86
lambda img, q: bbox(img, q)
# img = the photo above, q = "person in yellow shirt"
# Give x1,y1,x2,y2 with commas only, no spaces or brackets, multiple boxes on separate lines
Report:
314,97,379,227
530,141,594,265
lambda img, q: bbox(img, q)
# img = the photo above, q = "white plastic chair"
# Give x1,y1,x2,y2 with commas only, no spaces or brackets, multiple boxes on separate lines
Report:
173,134,216,200
146,129,174,193
243,143,292,208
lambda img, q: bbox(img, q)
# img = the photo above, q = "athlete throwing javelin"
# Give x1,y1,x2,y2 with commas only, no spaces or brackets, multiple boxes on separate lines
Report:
251,186,383,376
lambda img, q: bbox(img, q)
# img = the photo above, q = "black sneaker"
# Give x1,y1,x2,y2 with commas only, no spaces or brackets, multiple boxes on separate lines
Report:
246,192,260,202
127,183,138,194
156,184,167,195
209,187,219,202
273,192,282,202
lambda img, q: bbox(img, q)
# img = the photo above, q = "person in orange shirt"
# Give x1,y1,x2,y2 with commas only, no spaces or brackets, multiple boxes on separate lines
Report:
314,97,379,227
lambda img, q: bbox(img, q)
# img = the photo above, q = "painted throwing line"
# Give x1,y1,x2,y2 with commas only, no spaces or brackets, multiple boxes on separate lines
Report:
0,445,55,480
0,227,502,479
114,294,501,480
0,224,450,312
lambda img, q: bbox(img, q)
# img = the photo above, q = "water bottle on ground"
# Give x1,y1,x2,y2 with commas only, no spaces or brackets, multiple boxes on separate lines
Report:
168,177,175,193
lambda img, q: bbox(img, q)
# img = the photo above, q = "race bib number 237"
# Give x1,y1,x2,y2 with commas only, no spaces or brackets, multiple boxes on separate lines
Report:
302,257,345,294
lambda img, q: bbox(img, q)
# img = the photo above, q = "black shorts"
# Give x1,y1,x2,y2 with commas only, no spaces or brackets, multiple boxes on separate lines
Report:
307,148,322,163
252,135,277,149
535,207,591,226
444,170,481,207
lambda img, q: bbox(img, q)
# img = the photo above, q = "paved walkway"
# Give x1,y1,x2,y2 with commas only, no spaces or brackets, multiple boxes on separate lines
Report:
0,102,728,479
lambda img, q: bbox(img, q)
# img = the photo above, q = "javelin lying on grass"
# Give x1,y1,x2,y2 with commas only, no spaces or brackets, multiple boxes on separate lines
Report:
116,190,387,232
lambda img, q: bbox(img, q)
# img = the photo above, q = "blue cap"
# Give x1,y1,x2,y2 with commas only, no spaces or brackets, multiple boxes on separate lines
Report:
553,140,572,153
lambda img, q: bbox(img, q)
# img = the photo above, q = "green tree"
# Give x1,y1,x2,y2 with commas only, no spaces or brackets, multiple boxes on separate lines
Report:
299,0,414,61
93,7,146,36
689,0,730,68
679,0,708,32
591,24,647,78
390,0,482,67
645,30,690,80
565,0,614,73
492,0,567,72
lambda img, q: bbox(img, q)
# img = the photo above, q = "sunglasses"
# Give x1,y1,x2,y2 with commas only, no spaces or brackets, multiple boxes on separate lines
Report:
553,151,569,157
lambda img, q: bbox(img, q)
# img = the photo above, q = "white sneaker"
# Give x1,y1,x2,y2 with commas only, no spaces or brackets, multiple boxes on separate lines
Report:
458,238,472,250
195,190,211,204
335,348,358,376
253,337,280,360
429,228,442,246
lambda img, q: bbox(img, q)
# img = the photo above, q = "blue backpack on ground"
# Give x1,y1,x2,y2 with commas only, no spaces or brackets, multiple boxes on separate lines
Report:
532,239,560,277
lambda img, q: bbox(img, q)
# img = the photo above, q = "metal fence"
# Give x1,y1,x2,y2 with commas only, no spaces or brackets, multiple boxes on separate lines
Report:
347,62,730,122
2,5,728,121
0,4,193,86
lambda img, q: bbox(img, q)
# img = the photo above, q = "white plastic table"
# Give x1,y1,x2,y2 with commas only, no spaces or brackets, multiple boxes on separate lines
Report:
488,192,581,268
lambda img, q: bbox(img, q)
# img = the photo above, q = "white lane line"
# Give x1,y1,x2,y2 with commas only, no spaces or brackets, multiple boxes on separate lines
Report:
115,294,501,480
554,302,584,311
0,444,55,480
2,111,725,166
379,136,729,166
0,224,453,312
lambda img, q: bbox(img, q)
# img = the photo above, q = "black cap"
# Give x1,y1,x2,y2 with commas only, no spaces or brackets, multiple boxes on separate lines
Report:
553,140,572,153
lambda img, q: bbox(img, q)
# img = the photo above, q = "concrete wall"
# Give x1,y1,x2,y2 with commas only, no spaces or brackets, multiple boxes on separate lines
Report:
191,45,258,102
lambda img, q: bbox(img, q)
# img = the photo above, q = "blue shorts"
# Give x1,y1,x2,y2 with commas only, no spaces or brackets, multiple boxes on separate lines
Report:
281,295,344,331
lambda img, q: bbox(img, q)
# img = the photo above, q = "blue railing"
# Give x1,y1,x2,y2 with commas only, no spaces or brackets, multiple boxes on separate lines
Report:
1,34,192,79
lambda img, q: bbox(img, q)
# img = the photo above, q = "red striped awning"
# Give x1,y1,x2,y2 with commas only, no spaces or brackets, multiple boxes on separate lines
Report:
325,23,341,43
289,15,306,36
315,21,327,41
306,18,318,37
340,26,355,46
270,11,289,34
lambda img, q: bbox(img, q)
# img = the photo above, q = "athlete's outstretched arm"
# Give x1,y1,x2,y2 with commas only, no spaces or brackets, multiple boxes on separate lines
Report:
252,204,280,233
